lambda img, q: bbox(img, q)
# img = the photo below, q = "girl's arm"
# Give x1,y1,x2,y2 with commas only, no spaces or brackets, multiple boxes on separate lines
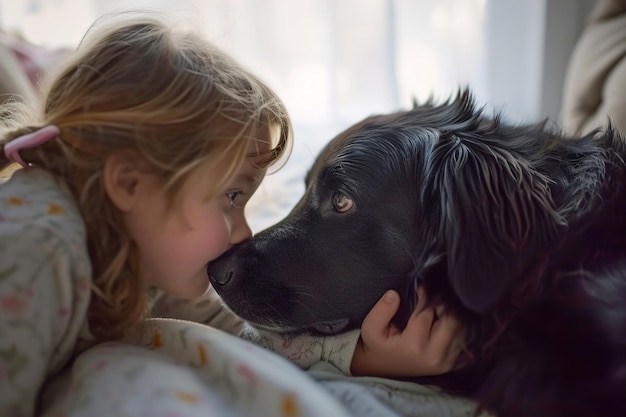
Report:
153,288,360,373
242,327,361,375
151,286,247,335
245,288,463,377
155,286,462,376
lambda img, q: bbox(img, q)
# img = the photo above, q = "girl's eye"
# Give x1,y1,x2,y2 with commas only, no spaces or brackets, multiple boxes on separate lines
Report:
227,191,245,208
332,192,354,213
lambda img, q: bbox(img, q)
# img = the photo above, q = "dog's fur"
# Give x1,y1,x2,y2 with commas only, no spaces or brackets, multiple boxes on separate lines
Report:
207,90,626,417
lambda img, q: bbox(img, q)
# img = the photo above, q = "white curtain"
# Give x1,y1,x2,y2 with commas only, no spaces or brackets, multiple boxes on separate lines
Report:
0,0,590,231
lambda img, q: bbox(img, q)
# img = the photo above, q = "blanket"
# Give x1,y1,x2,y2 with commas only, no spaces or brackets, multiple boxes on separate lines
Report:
41,318,485,417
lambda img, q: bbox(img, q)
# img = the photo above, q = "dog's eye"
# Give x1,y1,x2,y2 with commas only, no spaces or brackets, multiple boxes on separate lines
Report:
332,192,354,213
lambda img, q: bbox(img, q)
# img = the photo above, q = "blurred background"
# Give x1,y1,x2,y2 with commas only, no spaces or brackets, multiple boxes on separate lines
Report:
0,0,596,231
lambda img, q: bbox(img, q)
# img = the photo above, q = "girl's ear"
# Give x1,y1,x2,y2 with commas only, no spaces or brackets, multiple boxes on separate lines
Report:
103,151,148,212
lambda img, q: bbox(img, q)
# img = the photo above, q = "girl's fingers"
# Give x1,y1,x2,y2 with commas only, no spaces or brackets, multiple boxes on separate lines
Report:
415,286,427,312
435,303,446,318
405,305,435,341
434,311,459,339
361,290,401,342
431,312,463,357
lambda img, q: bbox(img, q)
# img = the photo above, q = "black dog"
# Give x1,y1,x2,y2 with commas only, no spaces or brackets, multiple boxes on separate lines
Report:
208,90,626,417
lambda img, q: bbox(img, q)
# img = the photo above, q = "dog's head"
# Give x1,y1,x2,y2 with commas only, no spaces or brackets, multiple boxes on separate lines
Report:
208,89,574,334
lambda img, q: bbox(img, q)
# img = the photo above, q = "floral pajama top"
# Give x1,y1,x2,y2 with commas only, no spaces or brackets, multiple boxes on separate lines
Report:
0,167,359,417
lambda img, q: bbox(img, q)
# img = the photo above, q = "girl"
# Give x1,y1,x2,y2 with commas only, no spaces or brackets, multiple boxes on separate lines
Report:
0,12,463,417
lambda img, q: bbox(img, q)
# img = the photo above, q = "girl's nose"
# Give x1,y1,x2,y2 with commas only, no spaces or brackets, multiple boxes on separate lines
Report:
230,216,252,245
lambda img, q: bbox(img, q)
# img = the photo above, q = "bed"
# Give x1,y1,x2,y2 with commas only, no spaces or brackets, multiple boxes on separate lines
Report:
40,318,487,417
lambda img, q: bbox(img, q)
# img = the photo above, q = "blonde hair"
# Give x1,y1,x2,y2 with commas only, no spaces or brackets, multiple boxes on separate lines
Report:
0,12,292,343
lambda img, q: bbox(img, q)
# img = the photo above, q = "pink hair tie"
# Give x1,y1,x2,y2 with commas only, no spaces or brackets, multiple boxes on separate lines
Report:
4,125,60,168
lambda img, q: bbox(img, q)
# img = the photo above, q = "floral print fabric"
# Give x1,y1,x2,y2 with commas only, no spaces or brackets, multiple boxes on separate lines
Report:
42,319,353,417
0,168,92,417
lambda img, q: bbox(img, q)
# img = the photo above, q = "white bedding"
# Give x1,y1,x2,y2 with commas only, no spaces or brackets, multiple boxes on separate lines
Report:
41,318,487,417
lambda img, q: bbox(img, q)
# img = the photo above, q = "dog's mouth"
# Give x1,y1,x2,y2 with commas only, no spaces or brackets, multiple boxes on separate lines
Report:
309,318,350,334
250,318,350,335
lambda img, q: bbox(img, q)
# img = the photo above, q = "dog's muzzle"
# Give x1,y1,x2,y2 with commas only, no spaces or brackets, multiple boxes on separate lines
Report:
208,269,232,286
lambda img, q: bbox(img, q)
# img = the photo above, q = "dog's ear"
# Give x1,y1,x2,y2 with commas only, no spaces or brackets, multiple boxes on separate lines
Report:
423,133,566,313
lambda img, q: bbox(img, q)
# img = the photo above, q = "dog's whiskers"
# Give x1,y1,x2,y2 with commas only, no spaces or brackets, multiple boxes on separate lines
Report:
291,287,347,321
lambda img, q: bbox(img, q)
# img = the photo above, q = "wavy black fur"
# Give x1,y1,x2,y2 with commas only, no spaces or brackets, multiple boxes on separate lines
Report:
208,89,626,417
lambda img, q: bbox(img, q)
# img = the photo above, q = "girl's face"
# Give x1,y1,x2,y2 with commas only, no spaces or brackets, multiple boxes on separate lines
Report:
125,126,275,299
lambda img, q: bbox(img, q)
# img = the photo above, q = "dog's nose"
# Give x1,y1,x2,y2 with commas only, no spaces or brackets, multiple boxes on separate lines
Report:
208,270,233,286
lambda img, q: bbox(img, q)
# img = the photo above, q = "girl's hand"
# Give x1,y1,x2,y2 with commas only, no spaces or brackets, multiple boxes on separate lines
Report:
350,287,465,377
